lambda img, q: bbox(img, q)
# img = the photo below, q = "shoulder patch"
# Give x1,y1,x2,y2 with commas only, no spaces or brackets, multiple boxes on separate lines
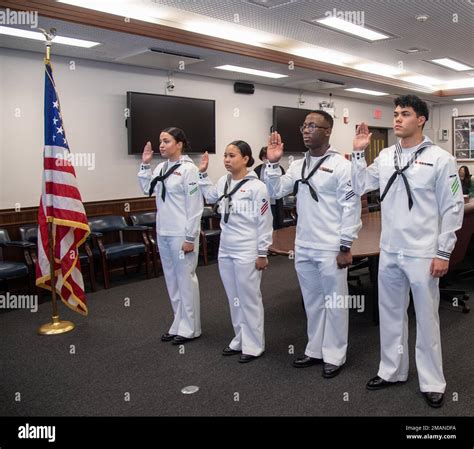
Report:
451,177,460,196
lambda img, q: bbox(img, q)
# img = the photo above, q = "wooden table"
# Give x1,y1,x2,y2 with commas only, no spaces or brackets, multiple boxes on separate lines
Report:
269,212,382,324
270,212,381,258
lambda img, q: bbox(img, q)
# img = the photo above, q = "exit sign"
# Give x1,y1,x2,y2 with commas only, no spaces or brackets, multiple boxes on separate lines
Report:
374,109,382,119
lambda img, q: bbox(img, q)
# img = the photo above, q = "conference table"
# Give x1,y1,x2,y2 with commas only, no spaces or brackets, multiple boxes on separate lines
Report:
270,198,474,325
269,211,382,324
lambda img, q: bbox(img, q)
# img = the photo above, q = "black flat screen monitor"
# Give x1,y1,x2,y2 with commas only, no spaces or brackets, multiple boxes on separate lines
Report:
272,106,313,153
127,91,216,154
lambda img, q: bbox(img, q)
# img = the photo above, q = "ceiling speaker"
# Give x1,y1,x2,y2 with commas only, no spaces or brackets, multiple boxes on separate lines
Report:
234,82,255,94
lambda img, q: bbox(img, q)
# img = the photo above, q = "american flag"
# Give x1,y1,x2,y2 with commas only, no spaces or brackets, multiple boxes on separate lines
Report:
36,61,90,316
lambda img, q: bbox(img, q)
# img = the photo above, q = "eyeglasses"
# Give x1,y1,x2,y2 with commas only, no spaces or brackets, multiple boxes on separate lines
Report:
299,123,330,133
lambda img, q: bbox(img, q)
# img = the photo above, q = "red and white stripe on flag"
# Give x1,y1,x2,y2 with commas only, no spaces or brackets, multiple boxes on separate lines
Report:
36,61,90,315
36,146,90,315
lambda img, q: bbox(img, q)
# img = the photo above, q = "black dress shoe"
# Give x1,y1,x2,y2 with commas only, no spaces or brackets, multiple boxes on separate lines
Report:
292,356,322,368
238,353,263,363
423,392,444,408
171,335,200,345
366,375,406,390
161,333,176,342
222,346,242,356
322,363,343,378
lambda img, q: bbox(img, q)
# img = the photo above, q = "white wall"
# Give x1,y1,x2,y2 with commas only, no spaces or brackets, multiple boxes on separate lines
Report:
2,47,460,210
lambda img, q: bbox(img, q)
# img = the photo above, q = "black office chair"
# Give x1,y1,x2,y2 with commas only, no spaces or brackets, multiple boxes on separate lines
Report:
0,228,36,293
88,215,151,289
439,204,473,313
19,223,98,292
367,189,381,212
199,206,221,265
282,195,297,227
348,194,370,286
129,211,160,276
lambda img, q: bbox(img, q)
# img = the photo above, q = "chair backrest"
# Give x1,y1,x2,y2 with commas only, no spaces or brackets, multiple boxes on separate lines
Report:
0,228,11,245
19,224,38,243
202,207,214,219
129,212,156,227
450,204,474,267
283,195,296,208
88,215,128,233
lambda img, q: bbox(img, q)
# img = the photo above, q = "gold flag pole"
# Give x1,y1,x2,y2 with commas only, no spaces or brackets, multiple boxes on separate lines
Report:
38,28,75,336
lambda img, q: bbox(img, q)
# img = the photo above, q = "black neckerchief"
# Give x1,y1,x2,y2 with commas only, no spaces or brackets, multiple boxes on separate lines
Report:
214,175,251,223
380,141,433,210
292,153,331,201
149,161,182,201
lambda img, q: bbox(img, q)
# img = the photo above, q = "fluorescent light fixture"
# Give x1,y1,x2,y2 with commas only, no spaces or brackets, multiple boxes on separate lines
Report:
354,63,403,77
0,26,100,47
185,21,275,46
57,0,169,24
430,58,474,71
316,17,389,41
403,75,441,86
344,87,388,96
292,47,355,66
439,78,474,89
215,65,288,79
453,97,474,102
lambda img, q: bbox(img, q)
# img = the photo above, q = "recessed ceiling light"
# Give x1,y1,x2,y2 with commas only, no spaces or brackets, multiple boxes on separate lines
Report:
0,26,100,48
313,17,390,41
430,58,474,71
396,47,428,54
416,14,429,22
344,88,388,96
215,65,288,79
453,97,474,102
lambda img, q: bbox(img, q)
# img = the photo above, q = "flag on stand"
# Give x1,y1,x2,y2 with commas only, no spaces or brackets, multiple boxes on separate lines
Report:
36,60,90,315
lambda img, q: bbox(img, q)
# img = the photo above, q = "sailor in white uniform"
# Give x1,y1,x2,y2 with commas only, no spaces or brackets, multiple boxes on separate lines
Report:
198,141,273,363
138,127,203,345
265,110,361,378
351,95,464,408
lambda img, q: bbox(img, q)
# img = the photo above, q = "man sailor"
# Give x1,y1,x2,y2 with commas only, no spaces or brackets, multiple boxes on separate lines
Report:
265,110,361,378
351,95,464,408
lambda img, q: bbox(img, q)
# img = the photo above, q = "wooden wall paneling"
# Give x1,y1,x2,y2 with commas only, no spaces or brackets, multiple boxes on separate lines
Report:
0,197,157,240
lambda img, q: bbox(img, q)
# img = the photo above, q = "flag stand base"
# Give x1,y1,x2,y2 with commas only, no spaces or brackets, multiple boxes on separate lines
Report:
38,315,75,335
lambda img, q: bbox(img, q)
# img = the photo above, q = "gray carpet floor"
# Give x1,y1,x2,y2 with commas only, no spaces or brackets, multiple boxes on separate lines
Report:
1,254,473,417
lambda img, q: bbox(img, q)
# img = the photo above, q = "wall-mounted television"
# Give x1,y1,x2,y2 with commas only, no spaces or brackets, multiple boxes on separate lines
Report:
272,106,313,153
126,92,216,154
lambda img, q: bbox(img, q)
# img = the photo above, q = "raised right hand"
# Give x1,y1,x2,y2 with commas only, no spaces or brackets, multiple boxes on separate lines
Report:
353,123,372,152
199,151,209,173
266,131,284,163
142,141,153,164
